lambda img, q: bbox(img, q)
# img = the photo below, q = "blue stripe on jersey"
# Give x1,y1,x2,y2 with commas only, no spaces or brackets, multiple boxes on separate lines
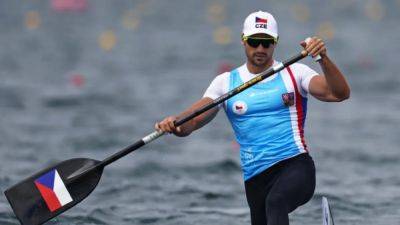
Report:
224,69,303,181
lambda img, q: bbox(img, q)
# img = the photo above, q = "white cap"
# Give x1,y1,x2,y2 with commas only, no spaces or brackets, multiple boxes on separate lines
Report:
242,11,278,39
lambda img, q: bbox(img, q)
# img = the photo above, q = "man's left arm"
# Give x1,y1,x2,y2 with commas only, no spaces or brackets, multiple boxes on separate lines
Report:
302,37,351,102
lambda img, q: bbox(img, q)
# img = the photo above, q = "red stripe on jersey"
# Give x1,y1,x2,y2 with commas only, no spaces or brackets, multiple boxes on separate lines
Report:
287,66,308,152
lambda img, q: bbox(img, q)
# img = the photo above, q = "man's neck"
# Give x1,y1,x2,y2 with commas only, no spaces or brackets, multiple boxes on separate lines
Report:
246,59,274,74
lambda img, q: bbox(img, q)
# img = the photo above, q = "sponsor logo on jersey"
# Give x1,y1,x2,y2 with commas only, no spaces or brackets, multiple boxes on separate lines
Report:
255,17,267,29
249,88,279,97
282,92,295,106
232,100,248,115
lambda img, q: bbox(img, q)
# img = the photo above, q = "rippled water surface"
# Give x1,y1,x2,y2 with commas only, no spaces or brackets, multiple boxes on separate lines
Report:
1,0,400,224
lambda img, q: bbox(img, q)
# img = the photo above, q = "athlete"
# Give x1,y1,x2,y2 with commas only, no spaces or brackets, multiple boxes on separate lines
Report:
155,11,350,225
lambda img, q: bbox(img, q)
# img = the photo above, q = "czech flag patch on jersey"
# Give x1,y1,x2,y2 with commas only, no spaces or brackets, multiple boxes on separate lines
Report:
34,169,73,212
282,92,295,106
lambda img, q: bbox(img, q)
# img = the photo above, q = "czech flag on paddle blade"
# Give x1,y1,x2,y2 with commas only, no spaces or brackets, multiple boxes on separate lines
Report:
255,17,268,23
34,169,73,212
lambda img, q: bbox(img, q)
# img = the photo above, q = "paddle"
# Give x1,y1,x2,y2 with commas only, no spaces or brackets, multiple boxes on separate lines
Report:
4,50,309,225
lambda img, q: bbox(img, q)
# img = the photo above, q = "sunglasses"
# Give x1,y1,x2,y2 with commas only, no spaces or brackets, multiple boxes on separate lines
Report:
243,36,277,48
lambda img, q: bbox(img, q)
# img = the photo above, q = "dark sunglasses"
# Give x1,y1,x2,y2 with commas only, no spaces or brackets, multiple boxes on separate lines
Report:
243,36,277,48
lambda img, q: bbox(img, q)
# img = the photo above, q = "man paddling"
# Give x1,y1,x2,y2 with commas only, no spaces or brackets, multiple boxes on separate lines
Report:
155,11,350,225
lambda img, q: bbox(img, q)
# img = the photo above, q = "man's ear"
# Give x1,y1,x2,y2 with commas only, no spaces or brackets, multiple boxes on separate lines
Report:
241,33,245,46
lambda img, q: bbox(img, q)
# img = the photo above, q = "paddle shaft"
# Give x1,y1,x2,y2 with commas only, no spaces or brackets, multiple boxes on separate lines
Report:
98,50,309,168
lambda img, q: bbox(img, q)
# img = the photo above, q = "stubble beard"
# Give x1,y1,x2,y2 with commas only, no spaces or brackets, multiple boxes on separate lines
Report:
250,53,270,68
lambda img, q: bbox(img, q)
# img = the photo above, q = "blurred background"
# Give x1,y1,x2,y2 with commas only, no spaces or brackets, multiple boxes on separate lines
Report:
0,0,399,224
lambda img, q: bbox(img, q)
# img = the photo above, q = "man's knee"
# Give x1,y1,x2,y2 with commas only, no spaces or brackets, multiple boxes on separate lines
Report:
265,193,287,210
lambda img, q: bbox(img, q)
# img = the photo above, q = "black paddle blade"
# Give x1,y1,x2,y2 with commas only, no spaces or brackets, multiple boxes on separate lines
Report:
4,158,103,225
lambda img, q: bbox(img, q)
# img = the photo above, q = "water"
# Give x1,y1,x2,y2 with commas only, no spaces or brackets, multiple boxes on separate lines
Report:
1,0,400,224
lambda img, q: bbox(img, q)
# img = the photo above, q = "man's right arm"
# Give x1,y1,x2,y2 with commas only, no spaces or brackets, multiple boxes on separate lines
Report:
155,97,219,137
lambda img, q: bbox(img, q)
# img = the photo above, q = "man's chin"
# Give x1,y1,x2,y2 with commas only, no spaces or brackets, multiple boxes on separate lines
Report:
253,59,268,67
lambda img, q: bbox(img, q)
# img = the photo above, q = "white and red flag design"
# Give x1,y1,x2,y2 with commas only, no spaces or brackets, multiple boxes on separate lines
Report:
34,169,73,212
